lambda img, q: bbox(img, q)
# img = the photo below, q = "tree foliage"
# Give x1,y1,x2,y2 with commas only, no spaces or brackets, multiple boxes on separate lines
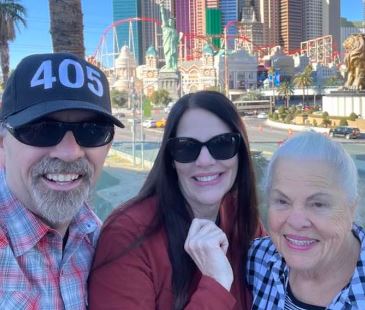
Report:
293,65,313,106
239,90,263,101
349,112,358,121
0,0,26,85
149,89,171,106
277,81,294,107
110,89,128,108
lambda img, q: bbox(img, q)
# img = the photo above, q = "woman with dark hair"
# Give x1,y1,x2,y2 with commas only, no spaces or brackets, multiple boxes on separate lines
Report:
88,90,263,309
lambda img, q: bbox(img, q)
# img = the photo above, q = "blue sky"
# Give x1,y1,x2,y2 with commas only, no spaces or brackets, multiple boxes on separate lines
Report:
8,0,363,70
9,0,112,69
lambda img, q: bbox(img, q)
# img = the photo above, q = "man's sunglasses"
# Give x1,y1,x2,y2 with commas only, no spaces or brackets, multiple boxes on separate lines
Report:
6,120,115,147
167,132,241,163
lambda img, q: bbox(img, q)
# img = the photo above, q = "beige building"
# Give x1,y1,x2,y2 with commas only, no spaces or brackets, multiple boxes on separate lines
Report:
215,49,258,90
112,45,137,92
137,46,159,97
179,44,217,94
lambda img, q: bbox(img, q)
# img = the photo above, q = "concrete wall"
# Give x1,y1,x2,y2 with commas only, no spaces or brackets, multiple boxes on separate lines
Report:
323,95,365,117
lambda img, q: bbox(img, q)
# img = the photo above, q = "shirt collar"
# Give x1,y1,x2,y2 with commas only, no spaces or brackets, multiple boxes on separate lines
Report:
0,169,100,256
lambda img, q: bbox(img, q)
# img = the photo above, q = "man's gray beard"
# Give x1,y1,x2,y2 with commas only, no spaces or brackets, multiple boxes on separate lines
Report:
30,157,93,226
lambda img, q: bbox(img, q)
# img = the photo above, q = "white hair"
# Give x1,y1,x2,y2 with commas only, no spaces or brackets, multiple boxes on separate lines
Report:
264,131,359,207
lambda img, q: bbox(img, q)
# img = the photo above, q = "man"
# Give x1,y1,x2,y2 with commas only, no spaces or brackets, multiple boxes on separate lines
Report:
0,52,124,309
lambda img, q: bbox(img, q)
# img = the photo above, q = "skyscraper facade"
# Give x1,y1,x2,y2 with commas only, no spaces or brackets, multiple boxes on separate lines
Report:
191,0,207,53
140,1,162,62
323,0,341,53
206,0,219,8
113,0,175,65
303,0,323,41
175,0,192,60
220,0,239,29
279,0,302,53
112,0,142,64
206,8,222,48
257,0,280,47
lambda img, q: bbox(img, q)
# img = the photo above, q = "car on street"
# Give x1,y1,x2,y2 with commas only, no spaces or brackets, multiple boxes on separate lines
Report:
156,118,166,128
329,126,361,139
142,119,157,128
257,112,268,119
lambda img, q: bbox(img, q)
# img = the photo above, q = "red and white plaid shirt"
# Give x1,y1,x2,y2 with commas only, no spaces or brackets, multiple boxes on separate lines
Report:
0,169,101,309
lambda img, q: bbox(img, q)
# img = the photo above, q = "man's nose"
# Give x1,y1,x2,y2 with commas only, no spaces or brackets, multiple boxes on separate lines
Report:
49,131,85,162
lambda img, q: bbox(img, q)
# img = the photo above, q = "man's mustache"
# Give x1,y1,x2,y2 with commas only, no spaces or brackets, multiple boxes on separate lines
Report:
31,157,93,180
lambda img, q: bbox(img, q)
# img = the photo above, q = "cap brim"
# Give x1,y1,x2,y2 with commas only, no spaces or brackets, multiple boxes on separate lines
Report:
5,100,125,128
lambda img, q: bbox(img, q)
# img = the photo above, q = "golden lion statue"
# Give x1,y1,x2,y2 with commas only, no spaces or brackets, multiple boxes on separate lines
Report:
343,34,365,90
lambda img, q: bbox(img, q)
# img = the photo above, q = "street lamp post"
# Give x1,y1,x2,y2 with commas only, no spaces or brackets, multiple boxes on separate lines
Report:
223,20,237,97
140,94,144,169
132,97,136,166
130,77,137,166
224,27,228,96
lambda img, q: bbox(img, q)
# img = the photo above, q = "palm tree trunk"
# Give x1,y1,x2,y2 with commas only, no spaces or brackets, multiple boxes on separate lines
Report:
0,41,10,85
48,0,85,58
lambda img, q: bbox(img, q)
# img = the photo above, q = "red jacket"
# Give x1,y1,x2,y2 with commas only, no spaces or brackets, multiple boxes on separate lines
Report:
88,196,264,309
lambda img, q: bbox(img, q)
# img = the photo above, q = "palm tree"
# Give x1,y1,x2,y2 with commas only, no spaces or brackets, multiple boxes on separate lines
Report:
48,0,85,58
267,66,276,113
293,64,313,107
0,0,26,85
277,80,294,108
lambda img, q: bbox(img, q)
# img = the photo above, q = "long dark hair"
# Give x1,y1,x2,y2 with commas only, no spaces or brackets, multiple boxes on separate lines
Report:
106,90,259,309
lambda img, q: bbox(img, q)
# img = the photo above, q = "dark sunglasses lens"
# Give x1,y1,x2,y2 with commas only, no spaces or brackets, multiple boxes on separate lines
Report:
168,138,201,163
74,123,114,147
12,122,64,147
10,122,114,147
207,133,240,160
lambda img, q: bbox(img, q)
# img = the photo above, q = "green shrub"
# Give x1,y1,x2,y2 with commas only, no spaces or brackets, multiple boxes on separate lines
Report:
285,114,294,123
321,118,331,127
278,106,286,114
322,111,329,118
312,119,318,127
349,112,358,121
339,118,348,126
111,89,128,108
289,106,297,114
272,113,279,121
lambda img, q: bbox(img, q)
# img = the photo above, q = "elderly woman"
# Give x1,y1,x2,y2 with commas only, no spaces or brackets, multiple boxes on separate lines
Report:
247,131,365,309
89,91,264,309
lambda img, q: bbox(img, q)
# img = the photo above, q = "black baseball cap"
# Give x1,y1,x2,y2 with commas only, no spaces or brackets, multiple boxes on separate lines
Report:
0,52,124,128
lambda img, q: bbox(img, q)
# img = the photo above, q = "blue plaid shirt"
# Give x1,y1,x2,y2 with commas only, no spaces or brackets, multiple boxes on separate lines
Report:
247,223,365,309
0,169,101,309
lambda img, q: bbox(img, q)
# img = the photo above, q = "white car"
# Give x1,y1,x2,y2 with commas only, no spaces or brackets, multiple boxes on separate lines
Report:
142,120,156,128
257,112,268,119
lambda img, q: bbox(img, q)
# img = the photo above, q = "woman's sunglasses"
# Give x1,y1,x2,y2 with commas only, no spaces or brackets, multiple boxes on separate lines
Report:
167,132,241,163
6,120,115,148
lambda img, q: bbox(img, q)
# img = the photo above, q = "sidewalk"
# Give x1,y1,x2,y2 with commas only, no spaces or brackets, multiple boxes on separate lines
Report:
92,152,149,221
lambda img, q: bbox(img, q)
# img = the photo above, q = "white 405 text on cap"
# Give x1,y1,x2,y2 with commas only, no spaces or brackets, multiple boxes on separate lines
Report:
30,59,104,97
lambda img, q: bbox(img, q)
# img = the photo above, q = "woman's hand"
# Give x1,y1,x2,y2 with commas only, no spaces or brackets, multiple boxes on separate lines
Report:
184,218,233,291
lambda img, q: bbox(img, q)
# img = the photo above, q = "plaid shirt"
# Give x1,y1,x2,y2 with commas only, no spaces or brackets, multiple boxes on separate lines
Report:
247,223,365,309
0,169,101,310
